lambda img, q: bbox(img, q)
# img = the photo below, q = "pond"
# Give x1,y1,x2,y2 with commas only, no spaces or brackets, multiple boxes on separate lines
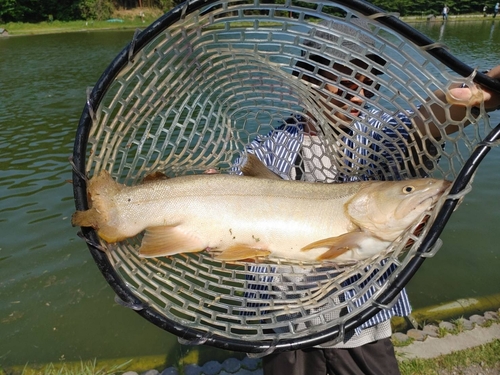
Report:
0,19,499,367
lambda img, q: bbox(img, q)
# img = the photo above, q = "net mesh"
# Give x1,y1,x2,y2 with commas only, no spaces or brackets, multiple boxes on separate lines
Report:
79,0,493,346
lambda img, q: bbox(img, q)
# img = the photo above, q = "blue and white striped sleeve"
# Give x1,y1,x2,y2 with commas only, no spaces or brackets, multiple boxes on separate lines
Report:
232,122,304,179
239,123,304,310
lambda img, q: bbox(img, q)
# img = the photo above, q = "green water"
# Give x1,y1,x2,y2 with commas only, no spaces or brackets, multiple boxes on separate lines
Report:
0,20,499,367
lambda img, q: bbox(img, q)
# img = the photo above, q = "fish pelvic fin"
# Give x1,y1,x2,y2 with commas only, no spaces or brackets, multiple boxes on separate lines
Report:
214,244,271,261
241,153,282,180
139,226,205,258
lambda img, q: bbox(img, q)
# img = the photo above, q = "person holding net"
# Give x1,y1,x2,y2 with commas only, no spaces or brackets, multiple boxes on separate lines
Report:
234,19,500,375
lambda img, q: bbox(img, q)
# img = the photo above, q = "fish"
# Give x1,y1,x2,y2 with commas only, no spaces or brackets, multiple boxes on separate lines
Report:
72,157,451,262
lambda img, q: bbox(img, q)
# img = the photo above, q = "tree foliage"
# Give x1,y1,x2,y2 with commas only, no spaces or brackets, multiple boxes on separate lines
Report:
369,0,486,16
0,0,493,23
79,0,115,21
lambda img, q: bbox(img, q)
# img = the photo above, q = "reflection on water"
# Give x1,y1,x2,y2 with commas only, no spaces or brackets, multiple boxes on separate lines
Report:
0,22,499,366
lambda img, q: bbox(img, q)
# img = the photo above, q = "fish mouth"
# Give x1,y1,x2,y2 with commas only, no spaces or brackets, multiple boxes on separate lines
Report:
416,180,452,212
407,182,451,246
433,180,453,202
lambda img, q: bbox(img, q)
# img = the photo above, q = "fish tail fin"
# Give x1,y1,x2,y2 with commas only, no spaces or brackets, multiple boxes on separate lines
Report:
71,208,126,243
88,170,123,194
71,208,99,228
72,170,126,243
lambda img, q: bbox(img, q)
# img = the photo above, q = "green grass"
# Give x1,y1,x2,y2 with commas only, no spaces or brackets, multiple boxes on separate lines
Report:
2,12,498,37
0,359,132,375
2,341,499,375
399,339,500,375
1,20,144,36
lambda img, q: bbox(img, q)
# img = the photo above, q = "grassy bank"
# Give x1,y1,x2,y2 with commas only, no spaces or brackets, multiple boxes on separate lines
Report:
1,9,498,37
1,340,499,375
399,339,500,375
0,8,164,36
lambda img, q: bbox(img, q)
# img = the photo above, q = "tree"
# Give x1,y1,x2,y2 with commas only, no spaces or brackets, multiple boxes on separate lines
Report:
370,0,414,15
0,0,19,22
156,0,176,11
79,0,114,21
0,0,491,24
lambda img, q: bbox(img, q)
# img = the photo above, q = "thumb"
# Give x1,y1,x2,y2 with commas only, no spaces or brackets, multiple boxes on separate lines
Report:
446,86,487,107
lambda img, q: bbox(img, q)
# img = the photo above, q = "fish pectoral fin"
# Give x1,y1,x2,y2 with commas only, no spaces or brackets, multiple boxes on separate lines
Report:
301,232,371,260
139,226,204,258
214,244,271,261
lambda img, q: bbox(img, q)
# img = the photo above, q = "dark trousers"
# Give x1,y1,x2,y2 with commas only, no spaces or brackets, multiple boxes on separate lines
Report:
262,338,400,375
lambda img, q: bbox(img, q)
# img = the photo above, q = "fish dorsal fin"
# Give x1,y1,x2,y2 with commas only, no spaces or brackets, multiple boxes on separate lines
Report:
241,153,282,180
139,226,204,258
214,244,271,261
142,171,169,183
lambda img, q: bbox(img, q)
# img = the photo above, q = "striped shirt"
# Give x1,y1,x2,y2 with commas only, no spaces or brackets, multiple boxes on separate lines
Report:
235,108,414,334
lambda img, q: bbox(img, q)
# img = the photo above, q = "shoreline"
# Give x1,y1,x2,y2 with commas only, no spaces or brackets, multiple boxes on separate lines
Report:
3,305,499,374
1,13,499,38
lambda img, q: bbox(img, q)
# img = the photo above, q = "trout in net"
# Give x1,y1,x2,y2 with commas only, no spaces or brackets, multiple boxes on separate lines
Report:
72,156,450,263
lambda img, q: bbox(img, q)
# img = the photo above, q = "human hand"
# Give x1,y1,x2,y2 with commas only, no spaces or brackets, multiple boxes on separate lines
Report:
447,65,500,111
483,65,500,110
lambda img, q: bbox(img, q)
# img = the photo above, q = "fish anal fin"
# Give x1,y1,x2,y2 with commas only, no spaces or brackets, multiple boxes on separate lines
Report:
139,226,204,258
214,244,271,261
241,154,282,180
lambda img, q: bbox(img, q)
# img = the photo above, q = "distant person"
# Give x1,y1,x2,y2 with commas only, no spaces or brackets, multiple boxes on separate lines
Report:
494,2,499,17
483,5,488,16
442,4,450,20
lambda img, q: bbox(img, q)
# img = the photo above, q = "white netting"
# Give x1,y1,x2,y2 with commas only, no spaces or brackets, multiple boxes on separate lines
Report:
80,0,493,346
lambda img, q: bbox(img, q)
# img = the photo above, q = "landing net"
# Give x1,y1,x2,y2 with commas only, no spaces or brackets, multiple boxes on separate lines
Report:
72,0,500,354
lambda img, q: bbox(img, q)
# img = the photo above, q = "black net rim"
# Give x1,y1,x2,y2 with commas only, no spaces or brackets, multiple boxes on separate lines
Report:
72,0,500,353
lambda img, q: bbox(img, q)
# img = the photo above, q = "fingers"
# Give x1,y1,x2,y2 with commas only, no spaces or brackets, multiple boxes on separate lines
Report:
485,65,500,79
476,65,500,110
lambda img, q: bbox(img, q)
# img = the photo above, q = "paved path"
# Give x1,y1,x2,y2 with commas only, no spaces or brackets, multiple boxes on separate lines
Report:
395,322,500,360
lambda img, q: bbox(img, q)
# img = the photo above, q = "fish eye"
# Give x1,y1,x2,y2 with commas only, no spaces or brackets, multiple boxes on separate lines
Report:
403,186,415,194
